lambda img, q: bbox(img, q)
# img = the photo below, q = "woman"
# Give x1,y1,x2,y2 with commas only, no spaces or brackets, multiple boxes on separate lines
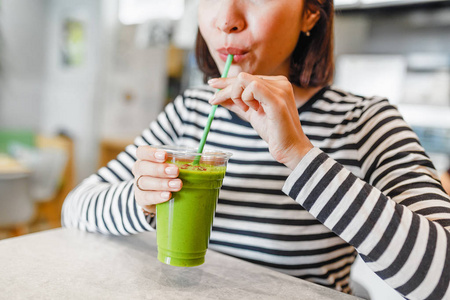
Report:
62,0,450,298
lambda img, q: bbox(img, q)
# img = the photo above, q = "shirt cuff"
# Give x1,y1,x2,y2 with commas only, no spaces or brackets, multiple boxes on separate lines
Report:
282,147,327,199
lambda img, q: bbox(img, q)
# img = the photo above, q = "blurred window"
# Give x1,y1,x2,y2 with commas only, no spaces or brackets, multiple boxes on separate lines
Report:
119,0,185,25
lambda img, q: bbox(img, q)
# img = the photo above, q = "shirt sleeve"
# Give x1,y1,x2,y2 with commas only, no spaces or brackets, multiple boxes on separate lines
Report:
62,95,188,235
282,101,450,300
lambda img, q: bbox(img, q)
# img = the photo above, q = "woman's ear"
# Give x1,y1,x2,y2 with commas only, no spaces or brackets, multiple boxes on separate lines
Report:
302,8,321,33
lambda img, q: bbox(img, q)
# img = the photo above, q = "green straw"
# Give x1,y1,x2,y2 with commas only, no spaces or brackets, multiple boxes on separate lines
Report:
193,54,234,165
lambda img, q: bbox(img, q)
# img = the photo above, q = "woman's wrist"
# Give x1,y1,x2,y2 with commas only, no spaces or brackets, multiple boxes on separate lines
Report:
284,143,314,171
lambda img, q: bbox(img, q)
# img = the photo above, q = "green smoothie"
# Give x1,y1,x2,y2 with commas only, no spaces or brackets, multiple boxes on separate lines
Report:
156,161,227,267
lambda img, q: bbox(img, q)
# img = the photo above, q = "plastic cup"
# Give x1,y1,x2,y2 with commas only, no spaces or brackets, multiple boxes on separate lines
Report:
155,145,232,267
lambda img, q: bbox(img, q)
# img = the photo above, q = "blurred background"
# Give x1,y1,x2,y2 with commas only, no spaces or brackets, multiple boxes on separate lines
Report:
0,0,449,298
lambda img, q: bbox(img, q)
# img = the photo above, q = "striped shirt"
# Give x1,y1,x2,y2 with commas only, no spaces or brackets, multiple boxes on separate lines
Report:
62,86,450,299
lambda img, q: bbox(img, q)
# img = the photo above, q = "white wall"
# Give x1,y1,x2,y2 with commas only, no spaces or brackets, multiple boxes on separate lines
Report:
0,0,47,129
99,24,167,140
334,7,450,56
40,0,103,181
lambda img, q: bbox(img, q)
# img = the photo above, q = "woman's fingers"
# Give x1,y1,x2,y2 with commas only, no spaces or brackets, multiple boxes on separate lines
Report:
237,72,285,107
230,81,252,112
211,84,249,114
133,145,182,207
135,175,182,192
134,176,181,208
135,188,172,206
136,145,167,162
208,77,234,89
241,80,267,112
210,72,284,115
132,160,179,178
255,75,288,81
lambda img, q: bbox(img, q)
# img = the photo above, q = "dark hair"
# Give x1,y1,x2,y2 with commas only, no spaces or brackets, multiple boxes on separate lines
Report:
195,0,334,88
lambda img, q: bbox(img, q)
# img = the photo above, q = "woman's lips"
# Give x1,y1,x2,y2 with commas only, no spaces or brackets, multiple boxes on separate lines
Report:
217,47,248,63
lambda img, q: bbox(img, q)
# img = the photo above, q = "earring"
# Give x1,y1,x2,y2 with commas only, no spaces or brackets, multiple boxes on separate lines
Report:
306,31,310,37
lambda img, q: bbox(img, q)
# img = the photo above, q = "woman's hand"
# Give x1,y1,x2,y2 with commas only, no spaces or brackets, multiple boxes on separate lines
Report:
132,146,182,215
209,72,313,170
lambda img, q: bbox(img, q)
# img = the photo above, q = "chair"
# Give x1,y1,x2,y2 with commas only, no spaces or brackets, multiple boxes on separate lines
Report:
0,132,75,237
5,134,76,230
32,134,76,229
0,169,34,237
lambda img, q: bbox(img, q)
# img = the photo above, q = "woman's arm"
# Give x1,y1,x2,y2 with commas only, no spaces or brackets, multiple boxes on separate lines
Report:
210,74,450,299
282,99,450,300
62,95,188,235
441,168,450,195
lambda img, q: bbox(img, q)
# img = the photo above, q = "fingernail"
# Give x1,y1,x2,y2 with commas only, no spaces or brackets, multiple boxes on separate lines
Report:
161,192,171,200
168,180,180,188
165,166,178,175
208,78,218,84
155,151,165,161
209,97,216,104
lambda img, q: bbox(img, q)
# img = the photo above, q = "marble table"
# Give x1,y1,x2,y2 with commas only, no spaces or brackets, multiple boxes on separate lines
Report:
0,228,361,299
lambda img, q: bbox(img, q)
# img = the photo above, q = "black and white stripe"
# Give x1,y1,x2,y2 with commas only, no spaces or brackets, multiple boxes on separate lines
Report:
62,86,450,298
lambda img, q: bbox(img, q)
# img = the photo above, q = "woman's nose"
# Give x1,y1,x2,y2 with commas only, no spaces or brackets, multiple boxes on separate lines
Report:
215,1,245,34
